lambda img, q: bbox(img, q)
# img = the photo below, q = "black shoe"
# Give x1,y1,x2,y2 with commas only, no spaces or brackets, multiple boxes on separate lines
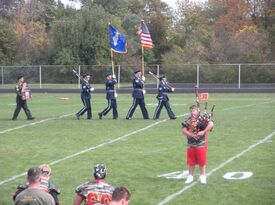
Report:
170,117,177,120
28,117,35,120
12,117,17,121
98,113,102,120
75,114,80,120
126,117,132,120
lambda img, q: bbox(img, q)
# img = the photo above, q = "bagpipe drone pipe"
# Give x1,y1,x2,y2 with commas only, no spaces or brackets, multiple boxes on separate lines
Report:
195,86,215,131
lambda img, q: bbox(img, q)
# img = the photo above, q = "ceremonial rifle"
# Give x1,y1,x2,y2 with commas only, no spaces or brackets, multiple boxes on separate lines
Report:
148,71,174,90
72,69,89,86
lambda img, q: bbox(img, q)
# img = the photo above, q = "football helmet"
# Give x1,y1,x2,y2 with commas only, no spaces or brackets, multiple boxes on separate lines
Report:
93,164,107,179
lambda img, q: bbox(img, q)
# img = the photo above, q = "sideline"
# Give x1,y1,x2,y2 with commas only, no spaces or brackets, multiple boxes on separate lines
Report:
158,130,275,205
0,114,186,186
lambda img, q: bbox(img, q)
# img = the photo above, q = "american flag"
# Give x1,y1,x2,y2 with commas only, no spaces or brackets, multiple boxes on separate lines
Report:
136,21,153,48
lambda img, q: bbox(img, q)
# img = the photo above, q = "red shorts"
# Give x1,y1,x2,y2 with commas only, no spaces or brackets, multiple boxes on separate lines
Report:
187,146,207,166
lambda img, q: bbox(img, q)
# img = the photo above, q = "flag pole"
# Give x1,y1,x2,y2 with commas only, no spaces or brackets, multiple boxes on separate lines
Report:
110,48,118,96
141,46,144,76
111,49,115,75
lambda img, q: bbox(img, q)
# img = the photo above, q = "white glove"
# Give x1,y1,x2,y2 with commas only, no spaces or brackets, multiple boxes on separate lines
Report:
143,89,146,94
113,75,116,79
142,76,146,81
115,93,118,98
171,87,175,92
90,87,95,92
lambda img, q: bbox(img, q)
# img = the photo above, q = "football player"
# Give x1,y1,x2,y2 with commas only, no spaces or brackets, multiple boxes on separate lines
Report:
73,164,114,205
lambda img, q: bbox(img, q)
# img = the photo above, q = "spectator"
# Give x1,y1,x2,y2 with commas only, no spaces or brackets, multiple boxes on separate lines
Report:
109,186,131,205
13,164,60,205
14,167,55,205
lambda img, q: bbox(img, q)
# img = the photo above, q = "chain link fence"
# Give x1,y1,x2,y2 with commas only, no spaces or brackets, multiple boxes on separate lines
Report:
0,64,274,90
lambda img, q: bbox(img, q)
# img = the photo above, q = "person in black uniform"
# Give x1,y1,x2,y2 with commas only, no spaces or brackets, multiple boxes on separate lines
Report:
75,73,94,120
126,70,149,120
12,75,35,120
98,73,118,120
153,75,176,120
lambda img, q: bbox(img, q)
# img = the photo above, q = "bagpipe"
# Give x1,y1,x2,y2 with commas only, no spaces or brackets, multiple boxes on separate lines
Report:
148,71,175,91
195,86,215,131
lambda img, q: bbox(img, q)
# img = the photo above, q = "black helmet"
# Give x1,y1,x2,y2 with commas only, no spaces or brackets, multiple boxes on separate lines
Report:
93,164,107,179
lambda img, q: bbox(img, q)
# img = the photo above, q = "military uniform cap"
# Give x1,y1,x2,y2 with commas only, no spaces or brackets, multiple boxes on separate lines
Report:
134,69,141,74
105,72,112,77
17,75,24,80
159,75,166,80
82,73,91,78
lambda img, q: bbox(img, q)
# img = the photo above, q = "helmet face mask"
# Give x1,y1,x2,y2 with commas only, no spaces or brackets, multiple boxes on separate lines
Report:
93,164,107,179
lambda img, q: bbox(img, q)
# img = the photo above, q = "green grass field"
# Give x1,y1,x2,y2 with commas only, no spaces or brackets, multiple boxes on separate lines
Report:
0,92,275,205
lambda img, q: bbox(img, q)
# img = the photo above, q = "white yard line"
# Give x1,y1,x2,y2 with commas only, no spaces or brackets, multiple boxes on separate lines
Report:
0,114,73,134
158,130,275,205
222,100,275,111
0,115,186,186
0,100,274,186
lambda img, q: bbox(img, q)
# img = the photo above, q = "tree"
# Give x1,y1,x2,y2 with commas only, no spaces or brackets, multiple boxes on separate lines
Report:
51,5,110,65
0,21,16,64
0,0,24,19
165,0,213,63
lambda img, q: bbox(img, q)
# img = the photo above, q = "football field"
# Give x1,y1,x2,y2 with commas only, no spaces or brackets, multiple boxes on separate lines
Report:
0,93,275,205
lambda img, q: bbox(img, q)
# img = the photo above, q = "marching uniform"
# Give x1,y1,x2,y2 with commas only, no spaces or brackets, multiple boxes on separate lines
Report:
153,76,176,120
76,74,93,120
12,76,34,120
126,70,149,120
98,74,118,119
75,179,114,205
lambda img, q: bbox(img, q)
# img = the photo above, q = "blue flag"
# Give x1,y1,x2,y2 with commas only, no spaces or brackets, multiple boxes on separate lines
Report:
109,24,127,53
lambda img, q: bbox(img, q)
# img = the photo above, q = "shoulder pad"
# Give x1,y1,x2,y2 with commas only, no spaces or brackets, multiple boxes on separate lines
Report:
17,184,28,189
48,181,61,194
75,182,89,194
